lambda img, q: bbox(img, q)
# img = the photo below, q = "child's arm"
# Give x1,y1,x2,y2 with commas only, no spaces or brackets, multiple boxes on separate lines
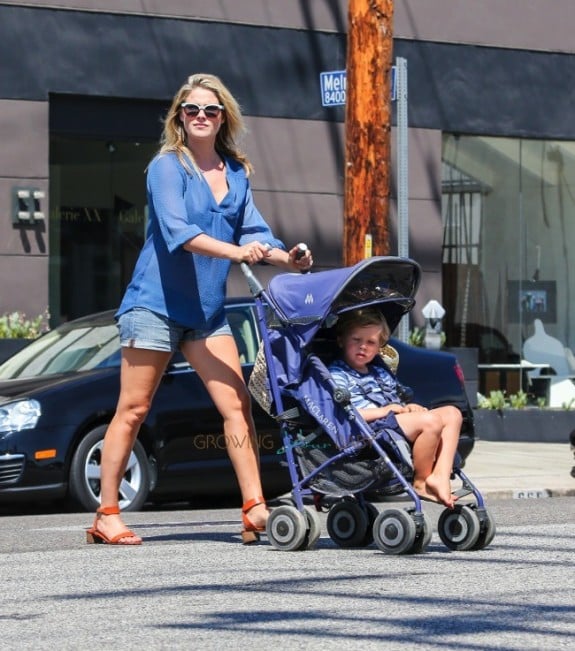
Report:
358,402,428,422
404,402,428,412
358,402,408,422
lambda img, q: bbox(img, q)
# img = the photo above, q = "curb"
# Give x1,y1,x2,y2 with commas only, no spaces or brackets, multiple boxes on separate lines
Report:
482,487,575,500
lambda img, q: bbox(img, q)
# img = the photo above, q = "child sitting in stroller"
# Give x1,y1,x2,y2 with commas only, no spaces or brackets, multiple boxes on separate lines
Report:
329,308,462,508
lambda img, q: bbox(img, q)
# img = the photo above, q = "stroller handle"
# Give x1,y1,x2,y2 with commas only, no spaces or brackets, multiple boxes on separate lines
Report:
240,262,264,297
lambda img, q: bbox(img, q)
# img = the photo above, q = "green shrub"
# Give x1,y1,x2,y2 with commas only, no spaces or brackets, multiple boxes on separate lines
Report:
408,326,446,348
508,390,528,409
478,390,507,410
477,389,558,410
408,326,426,347
0,310,50,339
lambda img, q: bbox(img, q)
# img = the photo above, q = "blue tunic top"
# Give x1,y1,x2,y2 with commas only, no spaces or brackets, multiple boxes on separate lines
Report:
117,152,285,328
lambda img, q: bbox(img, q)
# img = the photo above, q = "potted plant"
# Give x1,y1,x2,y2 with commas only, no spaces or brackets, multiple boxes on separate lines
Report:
0,310,50,363
474,389,575,443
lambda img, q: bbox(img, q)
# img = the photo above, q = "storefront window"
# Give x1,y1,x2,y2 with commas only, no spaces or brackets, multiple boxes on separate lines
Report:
442,135,575,376
49,137,156,325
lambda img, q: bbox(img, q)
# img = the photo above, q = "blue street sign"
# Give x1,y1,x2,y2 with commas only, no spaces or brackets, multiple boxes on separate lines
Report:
320,70,346,107
319,67,397,107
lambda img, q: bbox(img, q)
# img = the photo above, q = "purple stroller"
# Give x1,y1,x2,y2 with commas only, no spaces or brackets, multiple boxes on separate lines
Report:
243,256,495,553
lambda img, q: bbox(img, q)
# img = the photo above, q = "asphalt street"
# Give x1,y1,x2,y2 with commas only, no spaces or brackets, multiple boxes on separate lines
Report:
0,440,574,650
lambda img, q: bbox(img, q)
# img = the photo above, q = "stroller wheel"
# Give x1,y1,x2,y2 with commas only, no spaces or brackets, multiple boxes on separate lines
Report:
470,507,496,551
373,508,417,555
406,511,433,554
266,505,308,551
360,502,380,546
302,506,322,550
437,504,481,551
326,500,370,548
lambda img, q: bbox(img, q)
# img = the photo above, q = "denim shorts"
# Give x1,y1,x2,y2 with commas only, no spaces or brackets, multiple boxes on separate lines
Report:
117,307,232,352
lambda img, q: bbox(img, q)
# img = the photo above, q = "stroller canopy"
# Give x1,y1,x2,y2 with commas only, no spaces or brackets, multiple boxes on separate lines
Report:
266,256,421,347
252,256,421,421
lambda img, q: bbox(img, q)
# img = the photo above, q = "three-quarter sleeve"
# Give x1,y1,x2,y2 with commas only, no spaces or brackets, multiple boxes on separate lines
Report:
147,154,204,253
237,187,286,250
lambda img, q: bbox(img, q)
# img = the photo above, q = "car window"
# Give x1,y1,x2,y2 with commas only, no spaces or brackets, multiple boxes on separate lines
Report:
225,305,260,365
0,324,120,378
0,305,259,379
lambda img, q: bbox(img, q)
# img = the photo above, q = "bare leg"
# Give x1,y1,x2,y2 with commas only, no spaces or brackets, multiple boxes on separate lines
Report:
396,411,443,502
94,347,172,543
182,335,268,528
423,405,462,508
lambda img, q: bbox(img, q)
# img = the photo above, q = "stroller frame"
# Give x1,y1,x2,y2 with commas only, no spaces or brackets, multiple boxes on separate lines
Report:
242,256,495,554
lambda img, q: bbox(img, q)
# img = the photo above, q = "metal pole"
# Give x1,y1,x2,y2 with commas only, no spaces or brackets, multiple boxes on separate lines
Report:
396,56,409,342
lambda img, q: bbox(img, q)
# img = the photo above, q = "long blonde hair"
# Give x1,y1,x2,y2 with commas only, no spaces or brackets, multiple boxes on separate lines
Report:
156,73,253,176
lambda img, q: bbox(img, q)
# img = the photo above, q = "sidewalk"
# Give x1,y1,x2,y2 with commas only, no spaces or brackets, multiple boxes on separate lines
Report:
462,439,575,499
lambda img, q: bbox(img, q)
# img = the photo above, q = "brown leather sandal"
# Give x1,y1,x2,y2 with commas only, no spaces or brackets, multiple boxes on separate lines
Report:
241,496,268,544
86,505,142,545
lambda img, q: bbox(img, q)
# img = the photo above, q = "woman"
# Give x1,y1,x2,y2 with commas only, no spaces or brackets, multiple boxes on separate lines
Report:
86,73,313,545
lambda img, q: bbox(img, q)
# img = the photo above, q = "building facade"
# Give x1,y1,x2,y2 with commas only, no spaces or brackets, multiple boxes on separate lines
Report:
2,0,575,365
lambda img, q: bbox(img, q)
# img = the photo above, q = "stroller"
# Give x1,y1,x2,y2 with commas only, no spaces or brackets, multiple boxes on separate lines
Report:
243,256,495,554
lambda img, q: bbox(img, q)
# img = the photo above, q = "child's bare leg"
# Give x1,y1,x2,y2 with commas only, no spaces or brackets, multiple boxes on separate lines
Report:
423,406,462,508
395,413,442,502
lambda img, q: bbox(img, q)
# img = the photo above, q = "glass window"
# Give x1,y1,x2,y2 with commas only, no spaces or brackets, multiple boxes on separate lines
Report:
442,135,575,380
49,136,156,325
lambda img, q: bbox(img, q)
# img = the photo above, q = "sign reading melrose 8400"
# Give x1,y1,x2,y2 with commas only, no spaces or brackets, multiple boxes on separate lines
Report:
320,70,347,106
320,67,397,107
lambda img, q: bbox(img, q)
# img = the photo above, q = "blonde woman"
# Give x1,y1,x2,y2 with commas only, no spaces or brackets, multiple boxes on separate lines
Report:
86,74,313,545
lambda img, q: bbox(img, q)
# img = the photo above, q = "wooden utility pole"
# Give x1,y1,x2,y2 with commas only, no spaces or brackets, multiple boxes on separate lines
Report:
344,0,394,265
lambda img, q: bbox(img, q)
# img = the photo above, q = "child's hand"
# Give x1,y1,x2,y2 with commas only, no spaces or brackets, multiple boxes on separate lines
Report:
386,404,408,415
403,403,427,413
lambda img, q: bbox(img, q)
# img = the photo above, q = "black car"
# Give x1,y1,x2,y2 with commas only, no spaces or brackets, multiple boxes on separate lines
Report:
0,301,475,511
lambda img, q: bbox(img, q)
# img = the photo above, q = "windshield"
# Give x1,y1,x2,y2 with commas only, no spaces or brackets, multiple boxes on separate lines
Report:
0,323,121,379
0,304,258,380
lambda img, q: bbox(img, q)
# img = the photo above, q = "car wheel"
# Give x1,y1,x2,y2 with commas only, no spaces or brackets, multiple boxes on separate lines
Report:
68,425,150,512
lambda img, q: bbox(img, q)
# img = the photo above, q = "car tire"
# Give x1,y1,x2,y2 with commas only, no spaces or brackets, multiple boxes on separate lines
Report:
68,425,150,512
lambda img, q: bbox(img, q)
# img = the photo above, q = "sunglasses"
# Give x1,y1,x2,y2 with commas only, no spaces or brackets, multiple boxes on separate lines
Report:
180,103,224,118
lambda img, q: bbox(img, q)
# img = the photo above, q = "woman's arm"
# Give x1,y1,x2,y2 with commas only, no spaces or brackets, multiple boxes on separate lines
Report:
264,244,313,272
238,187,313,271
183,236,313,271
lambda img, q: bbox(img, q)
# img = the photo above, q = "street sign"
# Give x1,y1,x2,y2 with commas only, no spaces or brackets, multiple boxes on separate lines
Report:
320,70,346,107
319,67,397,107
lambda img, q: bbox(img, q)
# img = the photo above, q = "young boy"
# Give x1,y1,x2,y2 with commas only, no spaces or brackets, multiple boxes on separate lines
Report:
329,308,462,508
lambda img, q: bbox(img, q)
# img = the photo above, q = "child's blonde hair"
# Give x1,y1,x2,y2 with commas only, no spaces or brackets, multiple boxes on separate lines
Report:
336,308,391,347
